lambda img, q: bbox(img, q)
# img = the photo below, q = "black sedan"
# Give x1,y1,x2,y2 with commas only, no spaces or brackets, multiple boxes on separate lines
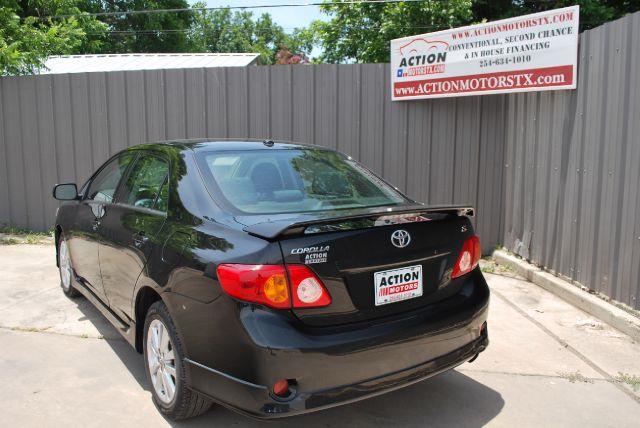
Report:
52,139,489,420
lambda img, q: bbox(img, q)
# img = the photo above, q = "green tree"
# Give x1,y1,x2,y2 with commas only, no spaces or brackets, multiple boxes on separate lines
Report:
472,1,639,32
0,0,106,75
188,2,312,64
312,0,640,63
96,0,193,53
312,0,474,63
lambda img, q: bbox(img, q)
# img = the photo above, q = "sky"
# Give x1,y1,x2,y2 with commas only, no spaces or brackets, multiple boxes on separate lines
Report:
197,1,327,31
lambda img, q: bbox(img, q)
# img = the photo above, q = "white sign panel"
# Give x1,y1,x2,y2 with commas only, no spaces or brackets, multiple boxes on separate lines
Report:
390,6,579,100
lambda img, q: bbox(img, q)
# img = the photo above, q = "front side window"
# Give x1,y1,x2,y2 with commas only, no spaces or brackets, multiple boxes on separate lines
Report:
120,155,169,211
86,153,135,203
197,149,407,214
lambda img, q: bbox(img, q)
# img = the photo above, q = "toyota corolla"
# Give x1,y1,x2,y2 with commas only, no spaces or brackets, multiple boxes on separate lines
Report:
52,139,489,420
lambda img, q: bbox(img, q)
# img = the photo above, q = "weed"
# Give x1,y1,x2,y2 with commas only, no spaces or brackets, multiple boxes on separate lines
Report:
23,234,49,245
0,237,20,245
10,326,41,333
478,258,518,277
558,371,594,383
615,373,640,391
0,224,52,237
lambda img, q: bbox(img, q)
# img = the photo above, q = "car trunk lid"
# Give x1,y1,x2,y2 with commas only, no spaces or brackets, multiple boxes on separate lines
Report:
243,206,475,327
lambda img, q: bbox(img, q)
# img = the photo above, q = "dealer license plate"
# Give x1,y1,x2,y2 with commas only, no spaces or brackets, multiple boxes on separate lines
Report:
374,265,423,306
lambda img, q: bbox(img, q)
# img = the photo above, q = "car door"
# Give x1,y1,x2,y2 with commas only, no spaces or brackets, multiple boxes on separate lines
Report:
99,152,169,321
68,153,136,300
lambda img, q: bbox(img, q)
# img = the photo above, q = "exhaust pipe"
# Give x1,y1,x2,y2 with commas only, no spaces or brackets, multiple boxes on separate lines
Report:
467,353,480,363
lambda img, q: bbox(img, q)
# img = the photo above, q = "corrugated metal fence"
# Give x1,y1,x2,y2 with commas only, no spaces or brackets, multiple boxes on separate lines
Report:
502,12,640,310
1,12,638,309
0,64,506,253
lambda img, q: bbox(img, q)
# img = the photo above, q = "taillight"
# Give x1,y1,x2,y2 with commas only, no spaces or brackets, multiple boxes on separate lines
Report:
216,264,331,309
216,264,290,309
288,265,332,308
451,235,481,279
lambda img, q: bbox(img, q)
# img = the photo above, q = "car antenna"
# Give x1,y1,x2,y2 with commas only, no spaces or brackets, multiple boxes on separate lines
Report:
263,139,275,147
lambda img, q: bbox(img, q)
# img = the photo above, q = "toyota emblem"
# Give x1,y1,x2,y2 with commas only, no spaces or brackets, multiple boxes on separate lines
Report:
391,230,411,248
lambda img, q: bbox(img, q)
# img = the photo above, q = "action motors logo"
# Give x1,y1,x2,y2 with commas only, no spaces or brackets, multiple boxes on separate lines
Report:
396,38,449,78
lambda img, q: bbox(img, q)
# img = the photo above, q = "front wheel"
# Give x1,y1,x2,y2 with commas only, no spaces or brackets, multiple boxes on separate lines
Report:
143,301,212,420
58,236,80,298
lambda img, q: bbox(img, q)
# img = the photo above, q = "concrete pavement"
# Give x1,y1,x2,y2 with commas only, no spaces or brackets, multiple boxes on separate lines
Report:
1,243,639,427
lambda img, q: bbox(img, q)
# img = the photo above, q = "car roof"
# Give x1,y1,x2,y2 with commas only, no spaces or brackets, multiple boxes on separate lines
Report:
126,139,333,153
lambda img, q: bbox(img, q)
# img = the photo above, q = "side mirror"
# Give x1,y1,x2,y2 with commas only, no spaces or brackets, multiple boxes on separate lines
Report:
53,183,78,201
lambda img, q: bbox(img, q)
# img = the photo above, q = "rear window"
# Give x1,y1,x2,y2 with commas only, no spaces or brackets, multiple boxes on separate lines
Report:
196,149,406,214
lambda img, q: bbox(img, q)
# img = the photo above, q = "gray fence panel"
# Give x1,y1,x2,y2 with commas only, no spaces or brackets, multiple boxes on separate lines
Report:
7,13,640,310
291,66,314,143
248,66,269,138
204,68,227,138
502,13,640,310
35,76,60,232
0,61,506,255
0,80,9,224
3,77,28,226
359,64,385,175
2,14,639,309
185,69,206,139
270,66,293,141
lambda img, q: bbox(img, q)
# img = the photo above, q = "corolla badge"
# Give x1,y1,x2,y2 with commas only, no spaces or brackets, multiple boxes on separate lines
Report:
391,230,411,248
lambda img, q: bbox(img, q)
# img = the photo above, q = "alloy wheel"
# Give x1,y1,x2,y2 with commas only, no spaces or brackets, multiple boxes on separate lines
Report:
59,240,72,291
147,319,177,404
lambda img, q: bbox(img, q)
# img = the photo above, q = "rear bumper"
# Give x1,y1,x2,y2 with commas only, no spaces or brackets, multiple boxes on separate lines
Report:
179,269,490,419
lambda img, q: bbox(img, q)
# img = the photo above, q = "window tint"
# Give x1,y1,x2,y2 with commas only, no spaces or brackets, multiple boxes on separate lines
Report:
197,149,406,214
86,153,135,203
121,155,169,211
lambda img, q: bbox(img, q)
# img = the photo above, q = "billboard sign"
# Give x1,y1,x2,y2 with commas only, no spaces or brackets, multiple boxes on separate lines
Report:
390,6,579,100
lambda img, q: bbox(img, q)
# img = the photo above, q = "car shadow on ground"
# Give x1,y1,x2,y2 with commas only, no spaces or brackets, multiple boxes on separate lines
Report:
75,299,504,427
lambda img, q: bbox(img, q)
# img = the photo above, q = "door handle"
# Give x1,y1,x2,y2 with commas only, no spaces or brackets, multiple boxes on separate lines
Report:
133,231,149,248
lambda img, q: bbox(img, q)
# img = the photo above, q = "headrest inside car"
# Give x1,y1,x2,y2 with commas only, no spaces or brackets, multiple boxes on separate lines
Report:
218,178,257,203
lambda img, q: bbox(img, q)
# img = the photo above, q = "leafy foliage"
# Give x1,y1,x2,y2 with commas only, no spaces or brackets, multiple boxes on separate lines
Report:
312,0,640,63
3,0,639,73
96,0,193,53
473,0,638,32
312,0,474,63
0,0,106,75
188,2,312,65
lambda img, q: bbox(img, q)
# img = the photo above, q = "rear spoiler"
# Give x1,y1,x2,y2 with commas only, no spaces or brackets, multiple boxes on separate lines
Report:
243,206,475,240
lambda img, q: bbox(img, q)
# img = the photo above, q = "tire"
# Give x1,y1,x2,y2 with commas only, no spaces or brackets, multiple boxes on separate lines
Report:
143,301,212,420
58,235,81,298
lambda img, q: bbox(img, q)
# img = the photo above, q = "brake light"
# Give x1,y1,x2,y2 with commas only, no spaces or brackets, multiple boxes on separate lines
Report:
216,264,331,309
216,264,290,308
451,235,481,279
288,265,332,308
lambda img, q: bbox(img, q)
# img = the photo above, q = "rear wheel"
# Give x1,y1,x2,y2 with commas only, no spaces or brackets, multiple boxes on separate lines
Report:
58,236,80,298
143,301,212,420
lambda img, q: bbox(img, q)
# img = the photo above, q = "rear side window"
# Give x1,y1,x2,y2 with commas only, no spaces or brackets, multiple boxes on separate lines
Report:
86,153,135,203
120,155,169,212
196,149,406,214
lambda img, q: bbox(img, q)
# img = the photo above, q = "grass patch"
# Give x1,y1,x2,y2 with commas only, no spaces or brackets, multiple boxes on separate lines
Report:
24,234,49,244
0,237,20,245
480,262,495,274
0,224,54,245
9,326,51,333
479,258,518,276
615,373,640,391
0,224,53,237
558,371,594,384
